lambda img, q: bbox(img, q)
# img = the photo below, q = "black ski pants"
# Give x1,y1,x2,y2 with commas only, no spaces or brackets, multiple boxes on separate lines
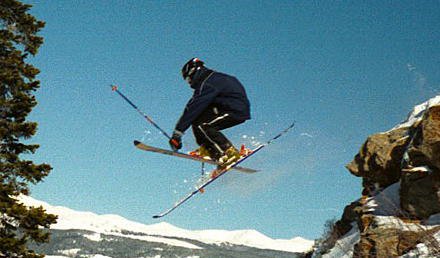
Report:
192,106,244,160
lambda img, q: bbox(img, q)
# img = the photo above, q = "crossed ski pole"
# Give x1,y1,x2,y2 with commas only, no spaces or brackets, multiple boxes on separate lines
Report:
110,85,179,147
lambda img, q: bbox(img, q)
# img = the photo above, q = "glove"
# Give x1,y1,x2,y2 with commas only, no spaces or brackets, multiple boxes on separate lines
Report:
169,130,183,151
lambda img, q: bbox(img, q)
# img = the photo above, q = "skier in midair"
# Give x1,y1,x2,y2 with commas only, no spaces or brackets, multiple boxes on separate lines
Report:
169,58,251,167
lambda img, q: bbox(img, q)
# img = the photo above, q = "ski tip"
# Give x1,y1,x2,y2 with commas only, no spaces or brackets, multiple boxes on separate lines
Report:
152,215,162,219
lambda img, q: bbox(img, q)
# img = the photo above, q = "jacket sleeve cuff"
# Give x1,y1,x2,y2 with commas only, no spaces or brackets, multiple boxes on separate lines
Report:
173,130,184,137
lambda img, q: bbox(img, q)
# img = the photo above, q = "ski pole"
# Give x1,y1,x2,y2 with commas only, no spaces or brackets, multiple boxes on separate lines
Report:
110,85,176,144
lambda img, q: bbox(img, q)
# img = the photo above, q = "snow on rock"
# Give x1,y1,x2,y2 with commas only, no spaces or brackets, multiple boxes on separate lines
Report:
392,95,440,130
400,222,440,258
316,223,360,258
401,243,434,258
318,95,440,257
364,182,401,216
18,195,313,253
427,213,440,225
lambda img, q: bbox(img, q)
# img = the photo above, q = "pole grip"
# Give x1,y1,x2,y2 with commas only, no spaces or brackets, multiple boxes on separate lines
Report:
170,139,179,148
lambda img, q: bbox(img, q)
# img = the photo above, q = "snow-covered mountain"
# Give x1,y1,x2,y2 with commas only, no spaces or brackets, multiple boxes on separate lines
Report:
19,195,313,258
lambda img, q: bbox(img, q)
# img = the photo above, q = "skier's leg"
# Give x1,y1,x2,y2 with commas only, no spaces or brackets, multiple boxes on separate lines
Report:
199,116,244,165
192,107,244,161
191,107,220,158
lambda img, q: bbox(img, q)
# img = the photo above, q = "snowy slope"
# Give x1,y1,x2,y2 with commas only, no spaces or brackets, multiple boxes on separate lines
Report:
19,195,313,254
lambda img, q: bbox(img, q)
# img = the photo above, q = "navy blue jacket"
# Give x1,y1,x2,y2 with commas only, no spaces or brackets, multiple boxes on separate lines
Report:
175,68,251,133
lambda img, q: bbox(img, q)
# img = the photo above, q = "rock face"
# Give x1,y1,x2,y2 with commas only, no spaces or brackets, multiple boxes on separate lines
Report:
401,104,440,219
400,166,440,219
346,127,411,195
406,105,440,170
312,96,440,258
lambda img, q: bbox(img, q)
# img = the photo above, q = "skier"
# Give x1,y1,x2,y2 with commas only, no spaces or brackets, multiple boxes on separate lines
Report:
169,57,251,167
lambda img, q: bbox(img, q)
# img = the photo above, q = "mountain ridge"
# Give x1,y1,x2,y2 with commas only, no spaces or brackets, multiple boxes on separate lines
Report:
19,195,313,256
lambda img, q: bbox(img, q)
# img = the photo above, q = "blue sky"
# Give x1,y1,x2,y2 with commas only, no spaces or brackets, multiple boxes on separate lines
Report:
25,1,439,240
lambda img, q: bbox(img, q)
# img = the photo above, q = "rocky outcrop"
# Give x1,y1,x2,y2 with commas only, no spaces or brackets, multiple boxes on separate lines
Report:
312,96,440,258
355,214,435,257
346,100,440,220
406,105,440,170
400,103,440,219
400,166,440,219
346,127,411,195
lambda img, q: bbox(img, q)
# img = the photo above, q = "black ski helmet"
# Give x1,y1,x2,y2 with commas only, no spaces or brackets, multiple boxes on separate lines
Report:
181,57,204,82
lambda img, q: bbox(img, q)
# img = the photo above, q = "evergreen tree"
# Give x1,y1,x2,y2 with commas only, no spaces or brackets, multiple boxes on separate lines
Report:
0,1,57,257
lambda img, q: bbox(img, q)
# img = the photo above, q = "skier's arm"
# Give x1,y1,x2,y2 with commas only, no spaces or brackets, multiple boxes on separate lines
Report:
174,83,219,134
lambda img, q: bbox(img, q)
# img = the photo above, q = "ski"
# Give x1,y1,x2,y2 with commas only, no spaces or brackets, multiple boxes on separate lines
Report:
152,122,295,219
134,141,258,173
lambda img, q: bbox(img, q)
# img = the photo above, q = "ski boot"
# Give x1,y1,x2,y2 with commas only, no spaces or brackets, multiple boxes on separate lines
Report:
189,145,212,160
217,146,241,168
